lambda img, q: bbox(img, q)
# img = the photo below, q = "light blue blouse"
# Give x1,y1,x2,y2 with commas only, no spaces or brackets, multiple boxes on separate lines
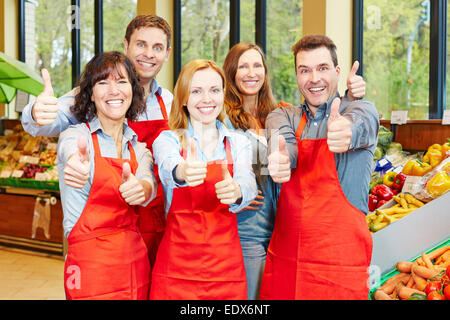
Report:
152,119,257,214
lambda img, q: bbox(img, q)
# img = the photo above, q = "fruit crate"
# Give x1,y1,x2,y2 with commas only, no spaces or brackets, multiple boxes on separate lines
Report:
12,178,59,191
368,238,450,300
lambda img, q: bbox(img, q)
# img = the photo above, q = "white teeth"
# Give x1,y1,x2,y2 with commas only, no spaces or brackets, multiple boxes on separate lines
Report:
106,100,123,105
309,87,325,92
199,107,214,113
139,61,154,67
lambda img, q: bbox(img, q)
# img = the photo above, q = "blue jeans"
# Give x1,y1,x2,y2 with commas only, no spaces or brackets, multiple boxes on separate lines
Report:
241,240,268,300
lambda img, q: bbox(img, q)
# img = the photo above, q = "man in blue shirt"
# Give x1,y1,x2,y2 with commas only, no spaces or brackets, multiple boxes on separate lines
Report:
261,35,378,300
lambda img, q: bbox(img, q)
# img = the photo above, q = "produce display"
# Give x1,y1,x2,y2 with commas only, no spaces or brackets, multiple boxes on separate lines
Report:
372,243,450,300
366,192,424,232
0,124,59,190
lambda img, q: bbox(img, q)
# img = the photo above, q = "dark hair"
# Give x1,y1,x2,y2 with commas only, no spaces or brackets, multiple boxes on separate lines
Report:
125,14,172,49
72,51,146,123
292,35,338,67
223,42,276,130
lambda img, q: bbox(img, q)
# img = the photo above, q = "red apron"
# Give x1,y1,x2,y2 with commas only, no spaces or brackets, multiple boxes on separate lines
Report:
150,139,247,300
128,92,169,268
260,113,372,300
64,126,151,300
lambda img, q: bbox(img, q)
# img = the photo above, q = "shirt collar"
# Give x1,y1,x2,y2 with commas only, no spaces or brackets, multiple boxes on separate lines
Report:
149,78,162,96
301,93,341,120
86,117,137,142
187,118,232,143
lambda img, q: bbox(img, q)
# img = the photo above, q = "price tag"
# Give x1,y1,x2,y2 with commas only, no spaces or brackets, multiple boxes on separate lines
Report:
34,172,47,181
442,110,450,125
28,157,40,165
0,170,12,178
19,155,29,163
401,175,422,194
46,143,57,150
12,170,24,178
391,111,408,125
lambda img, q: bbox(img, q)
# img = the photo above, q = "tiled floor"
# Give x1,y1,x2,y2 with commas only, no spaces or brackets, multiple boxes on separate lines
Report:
0,246,65,300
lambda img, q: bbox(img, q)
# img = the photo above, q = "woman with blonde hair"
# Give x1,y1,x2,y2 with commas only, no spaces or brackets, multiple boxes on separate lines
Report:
150,59,257,299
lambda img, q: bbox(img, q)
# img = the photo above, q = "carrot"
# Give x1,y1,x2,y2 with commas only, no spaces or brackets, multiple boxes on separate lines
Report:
411,273,427,291
426,246,449,260
396,261,413,273
435,249,450,264
396,283,425,300
373,289,394,300
412,264,439,280
422,253,436,270
406,275,415,288
379,273,410,294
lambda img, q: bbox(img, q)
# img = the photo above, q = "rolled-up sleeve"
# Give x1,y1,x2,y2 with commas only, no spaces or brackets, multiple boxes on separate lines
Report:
153,130,186,189
133,141,157,206
229,133,257,213
265,106,300,169
21,89,79,137
342,100,380,152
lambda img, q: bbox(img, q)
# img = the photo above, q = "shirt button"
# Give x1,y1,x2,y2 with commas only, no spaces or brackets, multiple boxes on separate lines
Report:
314,122,318,126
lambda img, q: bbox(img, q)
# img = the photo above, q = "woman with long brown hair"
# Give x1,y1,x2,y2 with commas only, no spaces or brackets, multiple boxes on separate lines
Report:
150,59,257,299
222,42,367,300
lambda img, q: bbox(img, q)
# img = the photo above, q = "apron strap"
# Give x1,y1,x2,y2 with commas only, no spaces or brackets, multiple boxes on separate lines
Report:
156,91,169,120
295,113,308,140
86,122,138,167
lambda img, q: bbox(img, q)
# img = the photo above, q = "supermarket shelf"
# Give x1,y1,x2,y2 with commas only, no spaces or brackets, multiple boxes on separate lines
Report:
0,185,60,198
0,234,64,256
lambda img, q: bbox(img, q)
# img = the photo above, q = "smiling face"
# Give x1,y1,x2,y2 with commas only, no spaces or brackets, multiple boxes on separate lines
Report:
123,26,171,85
295,46,340,111
91,64,132,124
234,49,265,97
186,68,224,126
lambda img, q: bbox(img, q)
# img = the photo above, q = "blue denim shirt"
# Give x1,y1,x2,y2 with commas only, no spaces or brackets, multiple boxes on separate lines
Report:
224,118,279,244
21,78,173,137
266,94,379,214
153,119,257,215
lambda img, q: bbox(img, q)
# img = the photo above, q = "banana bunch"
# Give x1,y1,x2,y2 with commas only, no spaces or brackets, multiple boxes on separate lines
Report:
366,193,425,233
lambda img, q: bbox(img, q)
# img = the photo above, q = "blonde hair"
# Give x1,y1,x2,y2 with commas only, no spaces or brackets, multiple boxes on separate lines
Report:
169,59,227,148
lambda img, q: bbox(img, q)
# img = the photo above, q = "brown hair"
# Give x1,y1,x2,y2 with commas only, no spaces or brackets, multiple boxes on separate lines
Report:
168,59,227,148
125,14,172,49
72,51,146,123
292,35,338,68
223,42,276,131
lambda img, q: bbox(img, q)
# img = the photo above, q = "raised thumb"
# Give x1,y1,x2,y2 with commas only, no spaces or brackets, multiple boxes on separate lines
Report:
350,61,359,77
329,97,341,123
278,135,288,155
41,68,54,97
77,135,89,163
188,138,198,161
221,162,231,180
122,162,131,182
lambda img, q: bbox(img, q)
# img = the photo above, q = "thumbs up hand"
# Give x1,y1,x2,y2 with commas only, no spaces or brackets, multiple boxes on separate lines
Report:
346,61,366,101
327,98,352,153
33,69,59,126
268,135,291,183
119,162,148,205
63,135,90,188
175,138,207,187
215,162,242,205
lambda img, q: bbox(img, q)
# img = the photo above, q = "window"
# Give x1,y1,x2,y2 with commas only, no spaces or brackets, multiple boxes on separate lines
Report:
21,0,137,98
176,0,303,104
267,0,302,104
103,0,137,52
25,0,73,97
363,0,430,120
180,0,230,67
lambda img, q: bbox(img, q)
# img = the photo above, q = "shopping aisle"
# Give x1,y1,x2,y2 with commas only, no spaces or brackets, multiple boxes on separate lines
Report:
0,247,65,300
